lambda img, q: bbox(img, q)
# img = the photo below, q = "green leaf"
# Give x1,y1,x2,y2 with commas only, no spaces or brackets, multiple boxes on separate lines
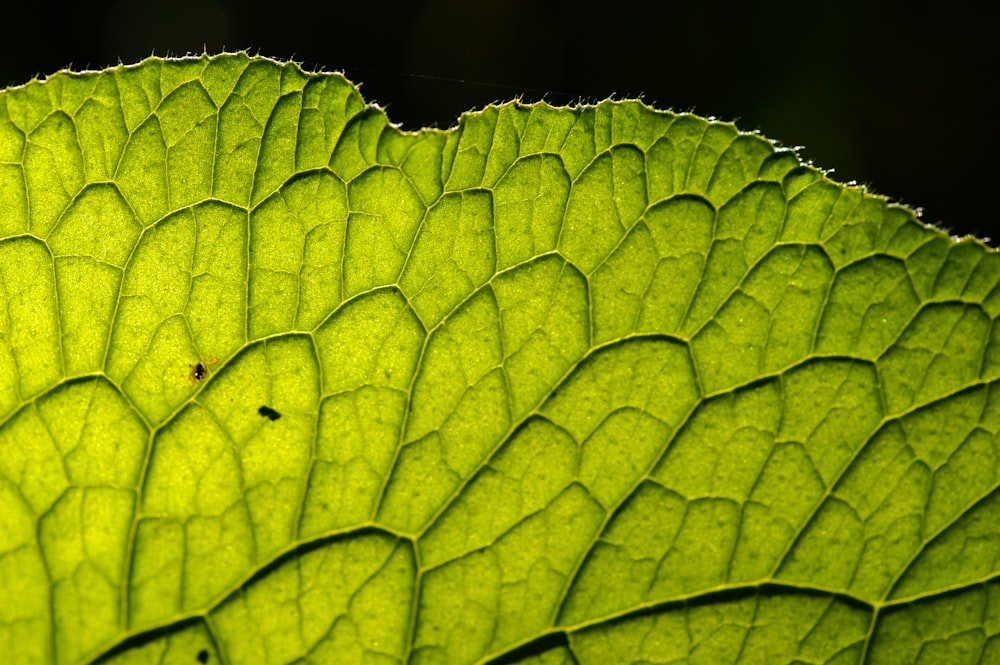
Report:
2,52,999,665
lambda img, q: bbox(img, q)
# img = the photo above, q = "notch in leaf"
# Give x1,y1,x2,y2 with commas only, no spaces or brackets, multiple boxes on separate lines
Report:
258,405,282,421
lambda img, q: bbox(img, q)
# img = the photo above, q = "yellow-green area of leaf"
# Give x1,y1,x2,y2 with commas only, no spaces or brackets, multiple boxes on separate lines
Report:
2,53,1000,665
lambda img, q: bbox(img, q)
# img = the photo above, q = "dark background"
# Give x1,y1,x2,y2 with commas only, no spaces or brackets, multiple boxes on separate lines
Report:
3,0,993,243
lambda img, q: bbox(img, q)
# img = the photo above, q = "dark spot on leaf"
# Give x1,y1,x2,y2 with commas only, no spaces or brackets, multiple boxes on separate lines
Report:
196,650,209,664
258,405,281,421
190,362,207,383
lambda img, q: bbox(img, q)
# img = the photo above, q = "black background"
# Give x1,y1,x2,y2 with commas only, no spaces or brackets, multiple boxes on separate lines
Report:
3,0,993,243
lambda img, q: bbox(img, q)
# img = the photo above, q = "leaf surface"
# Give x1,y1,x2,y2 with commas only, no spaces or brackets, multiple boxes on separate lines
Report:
2,53,1000,665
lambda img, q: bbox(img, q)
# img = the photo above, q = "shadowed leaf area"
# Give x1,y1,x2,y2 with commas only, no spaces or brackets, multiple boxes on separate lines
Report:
2,53,999,665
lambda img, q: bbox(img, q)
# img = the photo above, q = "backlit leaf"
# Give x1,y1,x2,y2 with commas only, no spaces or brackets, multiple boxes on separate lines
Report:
2,53,999,665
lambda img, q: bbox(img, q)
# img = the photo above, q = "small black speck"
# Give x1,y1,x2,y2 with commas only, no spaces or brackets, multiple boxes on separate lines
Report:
196,649,209,664
191,362,207,382
258,405,282,421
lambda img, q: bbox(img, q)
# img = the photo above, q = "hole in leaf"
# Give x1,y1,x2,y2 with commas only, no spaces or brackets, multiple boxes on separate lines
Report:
258,405,282,421
196,649,209,664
